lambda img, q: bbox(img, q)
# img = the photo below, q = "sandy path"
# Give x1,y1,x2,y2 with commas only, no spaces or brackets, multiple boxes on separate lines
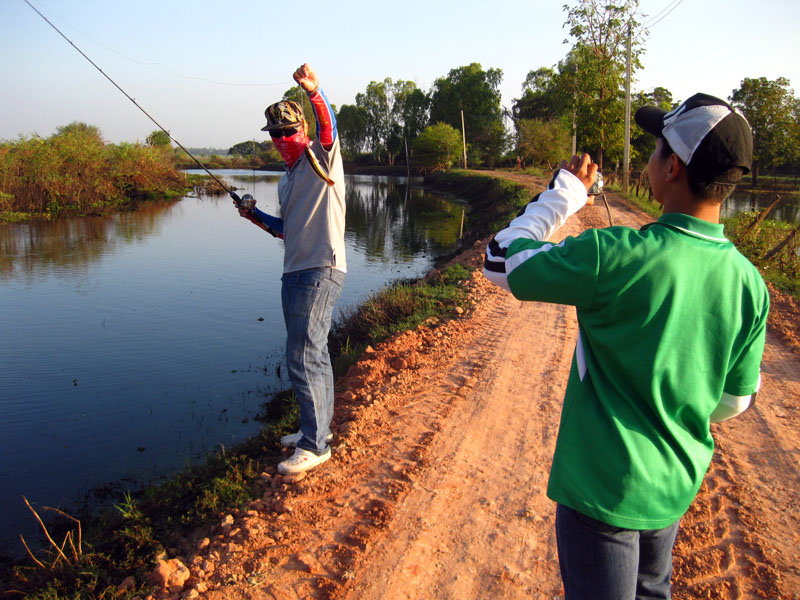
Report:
164,174,800,600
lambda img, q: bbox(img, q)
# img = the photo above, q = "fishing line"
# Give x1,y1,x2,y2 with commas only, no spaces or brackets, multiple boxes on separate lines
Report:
24,0,235,196
26,2,285,88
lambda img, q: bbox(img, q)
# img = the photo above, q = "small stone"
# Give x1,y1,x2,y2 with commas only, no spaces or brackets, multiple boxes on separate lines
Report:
295,552,322,574
196,537,210,551
455,306,464,314
365,345,376,354
284,471,307,484
273,499,292,514
390,358,407,371
193,582,208,593
151,558,190,593
118,575,136,592
340,420,357,434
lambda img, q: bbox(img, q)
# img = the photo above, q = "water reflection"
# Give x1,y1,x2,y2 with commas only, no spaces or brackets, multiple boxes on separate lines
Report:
723,189,800,224
346,176,463,263
0,172,464,557
0,200,175,281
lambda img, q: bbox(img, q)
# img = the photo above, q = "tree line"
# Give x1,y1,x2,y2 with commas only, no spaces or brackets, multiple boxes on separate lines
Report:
226,0,800,183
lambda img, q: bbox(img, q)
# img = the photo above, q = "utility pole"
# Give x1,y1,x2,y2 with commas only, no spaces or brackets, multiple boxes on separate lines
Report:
461,110,468,169
571,65,577,156
623,22,632,193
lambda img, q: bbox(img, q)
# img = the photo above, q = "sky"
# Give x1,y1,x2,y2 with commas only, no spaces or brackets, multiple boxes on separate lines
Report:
1,0,799,150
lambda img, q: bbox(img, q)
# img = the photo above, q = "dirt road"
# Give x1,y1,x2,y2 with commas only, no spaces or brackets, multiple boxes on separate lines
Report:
158,174,800,600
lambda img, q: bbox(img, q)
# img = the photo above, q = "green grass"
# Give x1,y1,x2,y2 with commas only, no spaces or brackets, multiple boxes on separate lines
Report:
724,213,800,301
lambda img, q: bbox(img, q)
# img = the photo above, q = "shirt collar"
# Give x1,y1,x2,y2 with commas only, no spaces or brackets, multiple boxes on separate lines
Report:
648,213,729,243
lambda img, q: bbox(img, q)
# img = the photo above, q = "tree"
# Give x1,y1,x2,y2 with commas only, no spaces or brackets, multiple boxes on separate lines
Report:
516,118,572,168
400,88,431,143
412,123,463,172
629,87,675,169
55,121,104,143
228,140,281,164
336,104,369,158
281,86,317,138
562,0,646,169
513,67,569,122
355,78,429,164
356,79,391,160
146,130,171,147
730,77,798,185
429,63,506,167
390,82,430,165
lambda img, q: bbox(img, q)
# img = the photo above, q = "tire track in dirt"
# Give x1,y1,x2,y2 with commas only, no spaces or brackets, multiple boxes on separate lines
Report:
343,297,574,600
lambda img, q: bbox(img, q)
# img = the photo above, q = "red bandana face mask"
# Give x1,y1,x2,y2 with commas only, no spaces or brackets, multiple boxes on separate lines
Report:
272,130,309,168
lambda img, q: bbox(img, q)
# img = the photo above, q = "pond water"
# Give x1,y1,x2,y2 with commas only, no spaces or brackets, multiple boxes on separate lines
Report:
0,171,465,556
722,188,800,224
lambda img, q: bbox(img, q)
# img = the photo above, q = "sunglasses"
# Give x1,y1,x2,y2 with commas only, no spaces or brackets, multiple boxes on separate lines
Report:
270,126,301,138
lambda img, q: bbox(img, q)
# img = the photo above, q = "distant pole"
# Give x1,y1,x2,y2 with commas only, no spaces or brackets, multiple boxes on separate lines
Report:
461,110,468,169
623,22,632,193
571,66,577,156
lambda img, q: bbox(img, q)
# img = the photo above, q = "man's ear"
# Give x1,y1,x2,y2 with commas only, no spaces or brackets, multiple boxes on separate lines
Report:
667,153,684,182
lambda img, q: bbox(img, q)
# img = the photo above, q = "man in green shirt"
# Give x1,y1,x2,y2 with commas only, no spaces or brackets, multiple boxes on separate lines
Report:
484,93,768,599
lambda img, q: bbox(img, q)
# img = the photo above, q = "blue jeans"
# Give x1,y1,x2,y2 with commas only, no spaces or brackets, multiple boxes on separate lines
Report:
556,504,680,600
281,267,345,454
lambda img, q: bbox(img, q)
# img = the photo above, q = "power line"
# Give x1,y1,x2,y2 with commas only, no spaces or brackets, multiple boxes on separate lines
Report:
644,0,685,28
28,1,287,88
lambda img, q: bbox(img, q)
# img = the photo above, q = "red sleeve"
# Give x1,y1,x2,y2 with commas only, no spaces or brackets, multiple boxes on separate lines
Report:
308,88,336,149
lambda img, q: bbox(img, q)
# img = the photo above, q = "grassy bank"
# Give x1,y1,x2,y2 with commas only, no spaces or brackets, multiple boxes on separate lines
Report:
423,169,532,243
0,125,191,223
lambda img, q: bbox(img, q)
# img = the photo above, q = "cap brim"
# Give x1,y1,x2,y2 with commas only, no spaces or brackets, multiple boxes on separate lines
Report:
261,121,303,132
634,105,667,137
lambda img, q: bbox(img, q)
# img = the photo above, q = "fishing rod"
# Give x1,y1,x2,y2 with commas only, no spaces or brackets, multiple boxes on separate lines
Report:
24,0,284,238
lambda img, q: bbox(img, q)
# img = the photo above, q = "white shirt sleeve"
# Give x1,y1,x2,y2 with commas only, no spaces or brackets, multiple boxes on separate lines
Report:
483,169,588,291
710,374,760,422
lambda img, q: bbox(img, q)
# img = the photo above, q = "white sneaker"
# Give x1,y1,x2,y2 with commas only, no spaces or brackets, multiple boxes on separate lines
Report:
278,448,331,475
280,429,334,448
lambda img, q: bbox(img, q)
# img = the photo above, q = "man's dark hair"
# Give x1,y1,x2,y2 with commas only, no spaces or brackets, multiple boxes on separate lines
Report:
658,136,744,202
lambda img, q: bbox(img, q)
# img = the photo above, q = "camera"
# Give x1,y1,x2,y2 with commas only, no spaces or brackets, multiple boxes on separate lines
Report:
588,172,603,196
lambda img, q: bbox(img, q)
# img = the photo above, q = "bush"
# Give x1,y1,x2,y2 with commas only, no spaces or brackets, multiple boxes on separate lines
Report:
516,118,571,169
0,124,188,219
412,123,463,172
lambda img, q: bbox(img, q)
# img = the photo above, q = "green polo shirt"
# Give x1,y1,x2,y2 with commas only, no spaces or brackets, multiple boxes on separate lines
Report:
505,213,768,529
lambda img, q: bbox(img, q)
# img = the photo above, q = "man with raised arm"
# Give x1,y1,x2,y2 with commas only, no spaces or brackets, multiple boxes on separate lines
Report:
484,93,768,599
236,63,346,475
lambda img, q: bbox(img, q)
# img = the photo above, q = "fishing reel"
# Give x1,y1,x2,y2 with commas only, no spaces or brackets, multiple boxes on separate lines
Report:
588,172,603,196
231,192,256,212
239,193,256,211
